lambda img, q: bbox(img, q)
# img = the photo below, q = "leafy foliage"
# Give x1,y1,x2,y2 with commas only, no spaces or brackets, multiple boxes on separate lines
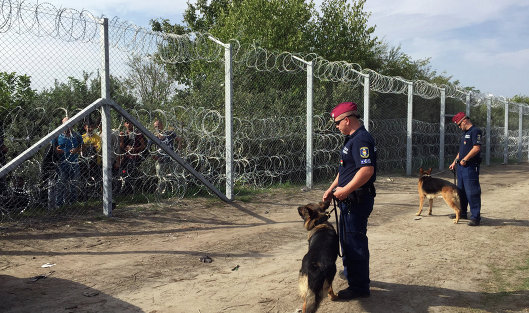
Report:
0,72,36,119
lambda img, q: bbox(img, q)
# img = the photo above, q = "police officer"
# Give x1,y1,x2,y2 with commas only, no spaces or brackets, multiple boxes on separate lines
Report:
449,112,482,226
323,102,376,300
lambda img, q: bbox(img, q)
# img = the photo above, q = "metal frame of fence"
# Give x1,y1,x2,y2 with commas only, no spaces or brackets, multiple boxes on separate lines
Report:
1,0,529,220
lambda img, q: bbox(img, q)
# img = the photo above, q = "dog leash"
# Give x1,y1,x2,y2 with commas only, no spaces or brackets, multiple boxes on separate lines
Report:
429,168,457,185
450,168,456,185
331,197,343,257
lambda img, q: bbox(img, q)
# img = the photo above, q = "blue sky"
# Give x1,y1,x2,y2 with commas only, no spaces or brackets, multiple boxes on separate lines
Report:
42,0,529,98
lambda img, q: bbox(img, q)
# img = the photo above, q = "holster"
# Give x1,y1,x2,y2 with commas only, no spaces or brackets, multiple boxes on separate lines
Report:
344,183,376,205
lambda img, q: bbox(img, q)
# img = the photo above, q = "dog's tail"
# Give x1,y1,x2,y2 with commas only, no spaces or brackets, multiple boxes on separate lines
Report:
303,289,320,313
299,264,328,313
456,187,464,211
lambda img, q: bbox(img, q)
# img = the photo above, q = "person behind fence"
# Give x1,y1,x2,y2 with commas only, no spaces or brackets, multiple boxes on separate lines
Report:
322,101,377,300
81,119,102,193
152,119,180,194
40,136,60,209
119,120,146,194
96,122,122,190
449,112,482,226
55,117,83,206
0,131,8,194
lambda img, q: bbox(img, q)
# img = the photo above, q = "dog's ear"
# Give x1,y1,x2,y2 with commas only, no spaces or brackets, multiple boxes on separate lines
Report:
307,206,319,219
319,201,330,211
297,206,306,218
427,168,432,174
419,168,424,175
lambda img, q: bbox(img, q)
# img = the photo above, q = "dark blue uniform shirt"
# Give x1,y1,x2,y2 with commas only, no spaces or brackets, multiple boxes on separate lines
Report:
459,125,482,165
338,125,377,187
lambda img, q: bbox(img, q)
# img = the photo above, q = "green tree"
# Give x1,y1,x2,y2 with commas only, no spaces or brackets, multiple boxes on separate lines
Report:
149,0,472,116
0,72,36,142
0,72,35,112
312,0,380,69
511,95,529,105
208,0,315,52
122,56,176,109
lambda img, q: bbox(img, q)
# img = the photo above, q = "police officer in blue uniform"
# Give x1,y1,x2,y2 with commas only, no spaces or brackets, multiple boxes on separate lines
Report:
323,102,376,300
449,112,482,226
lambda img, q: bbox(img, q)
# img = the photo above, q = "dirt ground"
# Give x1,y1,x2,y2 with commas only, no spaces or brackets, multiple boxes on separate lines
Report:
1,163,529,313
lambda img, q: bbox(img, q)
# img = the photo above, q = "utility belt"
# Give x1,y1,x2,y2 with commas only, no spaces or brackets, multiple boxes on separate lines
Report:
342,182,376,205
457,156,481,167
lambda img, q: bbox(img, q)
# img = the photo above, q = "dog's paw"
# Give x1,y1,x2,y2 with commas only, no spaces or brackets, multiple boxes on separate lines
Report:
453,219,458,224
329,293,338,301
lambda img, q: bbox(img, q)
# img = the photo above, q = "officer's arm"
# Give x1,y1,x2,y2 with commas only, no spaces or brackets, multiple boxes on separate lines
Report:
461,145,481,163
334,166,374,200
323,173,340,202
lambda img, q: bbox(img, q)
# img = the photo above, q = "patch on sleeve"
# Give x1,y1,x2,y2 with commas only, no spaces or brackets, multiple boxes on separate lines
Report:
360,159,372,165
360,147,369,158
476,134,482,144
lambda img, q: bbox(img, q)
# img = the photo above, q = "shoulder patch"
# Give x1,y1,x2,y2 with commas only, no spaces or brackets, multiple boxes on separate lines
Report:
360,147,369,158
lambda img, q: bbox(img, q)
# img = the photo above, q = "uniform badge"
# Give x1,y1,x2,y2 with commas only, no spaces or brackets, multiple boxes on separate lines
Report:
340,159,343,166
360,147,369,158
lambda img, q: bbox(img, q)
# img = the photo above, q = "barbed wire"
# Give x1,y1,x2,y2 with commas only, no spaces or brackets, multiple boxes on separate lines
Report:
1,0,490,102
1,101,527,222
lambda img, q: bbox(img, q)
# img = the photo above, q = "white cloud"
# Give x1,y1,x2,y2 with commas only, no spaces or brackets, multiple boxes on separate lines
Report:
41,0,189,26
361,0,529,97
464,48,529,69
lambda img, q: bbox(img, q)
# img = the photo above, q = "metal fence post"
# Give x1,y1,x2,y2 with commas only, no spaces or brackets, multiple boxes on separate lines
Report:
206,35,232,200
363,74,370,131
306,60,313,190
406,82,413,176
466,92,471,116
439,88,446,170
486,96,492,166
518,104,523,162
225,43,233,200
100,17,112,216
504,100,509,164
291,55,314,190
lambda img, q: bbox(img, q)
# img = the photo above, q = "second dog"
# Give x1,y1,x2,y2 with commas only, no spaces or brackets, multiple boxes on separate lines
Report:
417,168,462,224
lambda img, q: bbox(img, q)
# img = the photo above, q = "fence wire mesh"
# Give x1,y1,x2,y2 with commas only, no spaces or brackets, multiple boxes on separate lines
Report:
1,0,529,223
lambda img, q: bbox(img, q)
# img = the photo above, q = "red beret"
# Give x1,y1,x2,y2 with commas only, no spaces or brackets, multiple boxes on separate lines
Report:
452,112,467,124
331,102,357,119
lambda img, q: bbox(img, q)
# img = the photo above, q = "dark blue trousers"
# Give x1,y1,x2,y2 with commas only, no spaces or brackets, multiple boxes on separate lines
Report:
339,197,374,293
457,164,481,221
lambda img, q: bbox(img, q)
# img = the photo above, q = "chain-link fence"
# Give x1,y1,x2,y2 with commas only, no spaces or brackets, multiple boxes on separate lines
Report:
1,0,529,223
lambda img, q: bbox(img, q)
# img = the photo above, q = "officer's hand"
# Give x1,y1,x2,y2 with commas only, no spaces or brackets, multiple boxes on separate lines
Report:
322,189,332,203
333,187,347,201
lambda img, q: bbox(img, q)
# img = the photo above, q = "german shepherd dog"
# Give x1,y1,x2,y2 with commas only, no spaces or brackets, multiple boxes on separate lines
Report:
417,168,462,224
297,201,339,313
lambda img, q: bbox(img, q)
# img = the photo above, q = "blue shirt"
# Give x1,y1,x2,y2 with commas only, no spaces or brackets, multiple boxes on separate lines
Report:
338,125,377,187
458,125,482,165
57,132,82,163
154,130,177,163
